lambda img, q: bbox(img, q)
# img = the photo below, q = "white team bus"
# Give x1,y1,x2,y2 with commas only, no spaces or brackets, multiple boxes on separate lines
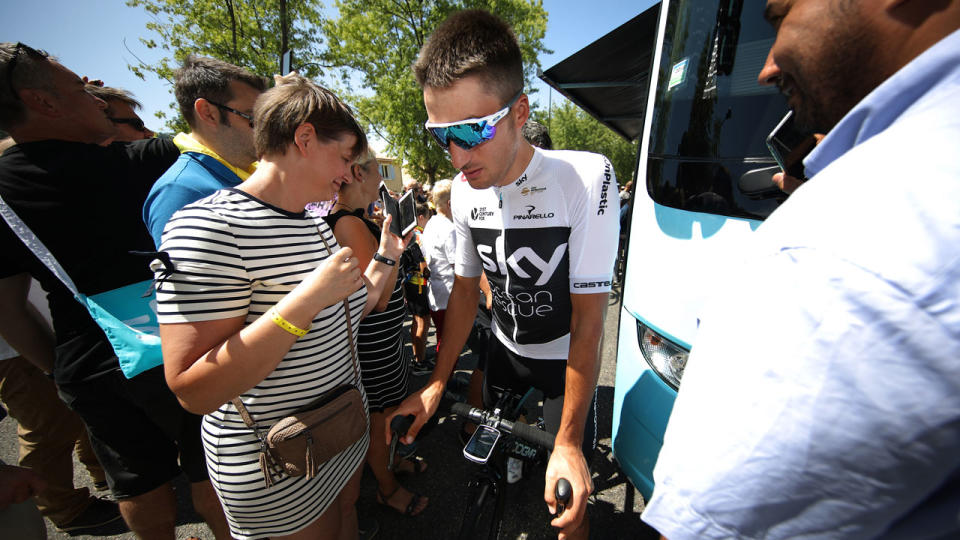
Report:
541,0,790,499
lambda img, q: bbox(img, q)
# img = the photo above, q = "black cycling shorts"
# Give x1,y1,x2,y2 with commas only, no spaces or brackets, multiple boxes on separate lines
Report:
57,366,208,499
482,335,597,455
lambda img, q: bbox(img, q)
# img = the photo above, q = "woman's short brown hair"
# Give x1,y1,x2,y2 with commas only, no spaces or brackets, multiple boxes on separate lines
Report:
253,73,366,158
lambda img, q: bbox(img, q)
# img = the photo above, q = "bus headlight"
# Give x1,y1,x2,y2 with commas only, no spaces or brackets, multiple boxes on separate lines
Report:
637,322,688,390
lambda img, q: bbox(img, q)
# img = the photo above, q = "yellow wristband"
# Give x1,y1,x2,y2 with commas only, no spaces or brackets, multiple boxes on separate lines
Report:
268,306,309,338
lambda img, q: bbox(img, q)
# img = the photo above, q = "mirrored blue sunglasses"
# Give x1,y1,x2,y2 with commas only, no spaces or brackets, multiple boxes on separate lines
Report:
424,91,523,151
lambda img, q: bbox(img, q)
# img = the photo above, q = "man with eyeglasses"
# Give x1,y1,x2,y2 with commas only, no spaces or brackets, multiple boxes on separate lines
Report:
0,42,232,538
143,55,267,247
387,11,618,540
85,84,155,142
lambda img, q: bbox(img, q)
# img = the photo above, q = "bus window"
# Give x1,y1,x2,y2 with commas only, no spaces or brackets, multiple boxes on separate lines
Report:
648,0,788,221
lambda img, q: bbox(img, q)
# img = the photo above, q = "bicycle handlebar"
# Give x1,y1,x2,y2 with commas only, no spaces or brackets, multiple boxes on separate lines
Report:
452,402,574,518
451,402,556,450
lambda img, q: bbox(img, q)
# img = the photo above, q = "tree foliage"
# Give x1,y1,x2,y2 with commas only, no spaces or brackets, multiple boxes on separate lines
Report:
323,0,549,184
126,0,326,131
537,100,638,185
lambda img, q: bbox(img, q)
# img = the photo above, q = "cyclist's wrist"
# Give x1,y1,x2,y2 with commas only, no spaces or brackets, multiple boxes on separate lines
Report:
422,378,447,402
552,437,584,452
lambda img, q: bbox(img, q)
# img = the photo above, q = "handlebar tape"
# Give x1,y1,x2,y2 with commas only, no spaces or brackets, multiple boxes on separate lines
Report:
507,420,556,451
451,402,480,420
390,414,414,436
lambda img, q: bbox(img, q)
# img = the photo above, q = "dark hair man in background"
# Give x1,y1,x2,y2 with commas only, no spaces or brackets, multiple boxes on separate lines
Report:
85,84,155,141
522,119,552,150
0,43,230,539
643,2,960,539
142,55,267,246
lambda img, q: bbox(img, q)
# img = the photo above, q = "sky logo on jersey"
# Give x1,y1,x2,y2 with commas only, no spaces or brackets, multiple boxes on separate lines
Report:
471,207,495,221
597,159,613,215
471,227,572,345
520,186,546,196
515,173,528,187
513,205,555,221
475,233,568,286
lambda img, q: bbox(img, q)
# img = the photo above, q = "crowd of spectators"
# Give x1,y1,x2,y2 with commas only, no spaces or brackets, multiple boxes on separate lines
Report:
4,2,957,540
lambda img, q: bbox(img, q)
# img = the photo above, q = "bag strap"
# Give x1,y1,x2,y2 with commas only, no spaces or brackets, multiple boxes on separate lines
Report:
0,194,81,298
231,221,362,430
316,224,362,386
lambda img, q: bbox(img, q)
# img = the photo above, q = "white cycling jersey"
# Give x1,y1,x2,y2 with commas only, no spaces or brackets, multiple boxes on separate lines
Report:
452,147,619,359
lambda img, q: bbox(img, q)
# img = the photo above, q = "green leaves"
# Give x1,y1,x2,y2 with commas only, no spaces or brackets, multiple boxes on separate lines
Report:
126,0,327,131
124,0,629,185
539,101,638,185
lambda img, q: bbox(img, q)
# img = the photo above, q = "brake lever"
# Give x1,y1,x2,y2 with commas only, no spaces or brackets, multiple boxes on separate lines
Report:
388,414,414,472
555,478,572,517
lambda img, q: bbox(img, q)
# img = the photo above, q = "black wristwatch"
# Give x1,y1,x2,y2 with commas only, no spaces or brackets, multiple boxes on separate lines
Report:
373,253,396,266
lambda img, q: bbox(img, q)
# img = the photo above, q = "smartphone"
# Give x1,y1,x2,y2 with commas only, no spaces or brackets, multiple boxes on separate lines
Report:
463,425,501,464
379,183,417,237
766,110,818,181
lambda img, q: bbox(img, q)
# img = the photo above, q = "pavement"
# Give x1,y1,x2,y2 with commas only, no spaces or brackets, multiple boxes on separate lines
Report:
0,282,660,539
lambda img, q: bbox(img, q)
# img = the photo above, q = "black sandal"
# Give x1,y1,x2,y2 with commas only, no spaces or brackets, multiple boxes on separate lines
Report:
376,485,428,517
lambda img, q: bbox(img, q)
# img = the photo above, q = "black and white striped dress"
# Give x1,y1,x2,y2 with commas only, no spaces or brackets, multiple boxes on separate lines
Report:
324,209,409,411
154,189,369,540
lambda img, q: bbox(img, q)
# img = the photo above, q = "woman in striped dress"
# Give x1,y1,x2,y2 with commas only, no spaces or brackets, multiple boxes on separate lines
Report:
324,150,428,517
153,74,406,540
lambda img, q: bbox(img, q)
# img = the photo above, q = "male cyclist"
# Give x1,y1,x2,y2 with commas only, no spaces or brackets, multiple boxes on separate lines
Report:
388,10,619,539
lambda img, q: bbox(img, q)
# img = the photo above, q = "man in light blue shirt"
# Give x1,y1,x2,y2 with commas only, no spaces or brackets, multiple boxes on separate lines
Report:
643,1,960,539
142,55,266,247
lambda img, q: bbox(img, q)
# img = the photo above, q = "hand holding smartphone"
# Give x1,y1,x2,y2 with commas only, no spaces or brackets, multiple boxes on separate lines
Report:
379,182,417,237
766,110,819,182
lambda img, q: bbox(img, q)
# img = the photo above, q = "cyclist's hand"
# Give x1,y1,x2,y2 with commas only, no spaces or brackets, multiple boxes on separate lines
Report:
545,443,593,539
384,381,444,445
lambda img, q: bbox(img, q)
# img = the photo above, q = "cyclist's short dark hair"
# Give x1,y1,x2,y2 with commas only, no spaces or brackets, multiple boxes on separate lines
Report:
413,10,523,103
174,55,268,128
0,42,54,130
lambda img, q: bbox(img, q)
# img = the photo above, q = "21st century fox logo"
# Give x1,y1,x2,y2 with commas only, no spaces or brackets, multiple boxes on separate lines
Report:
471,207,495,221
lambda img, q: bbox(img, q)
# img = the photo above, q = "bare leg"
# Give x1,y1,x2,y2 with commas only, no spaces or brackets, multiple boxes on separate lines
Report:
369,409,427,515
273,464,362,540
411,313,430,365
116,482,176,540
190,480,233,540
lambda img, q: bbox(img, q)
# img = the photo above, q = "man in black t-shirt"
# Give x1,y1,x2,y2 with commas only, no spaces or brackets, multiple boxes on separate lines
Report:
0,43,230,538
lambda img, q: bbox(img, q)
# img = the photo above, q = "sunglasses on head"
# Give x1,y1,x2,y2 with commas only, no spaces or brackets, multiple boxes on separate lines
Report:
110,117,147,132
207,100,254,128
424,90,523,151
4,42,46,102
